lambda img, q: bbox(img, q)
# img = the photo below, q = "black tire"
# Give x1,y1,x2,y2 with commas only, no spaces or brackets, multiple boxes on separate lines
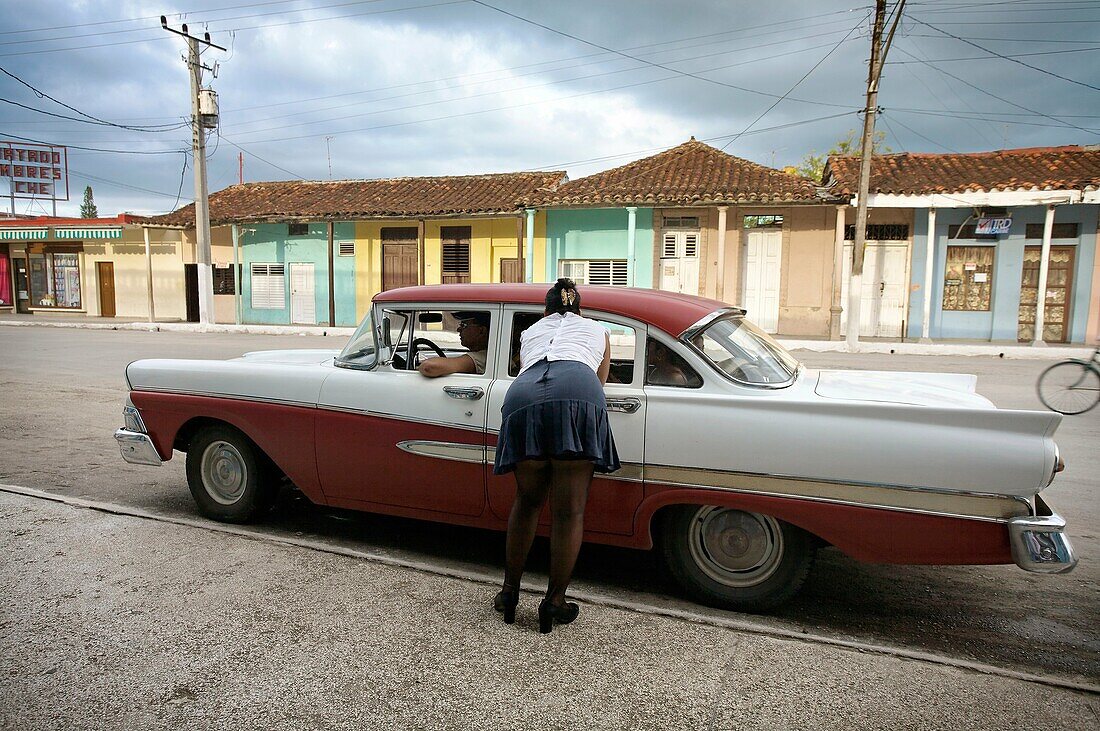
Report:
659,505,815,613
185,425,276,523
1037,361,1100,415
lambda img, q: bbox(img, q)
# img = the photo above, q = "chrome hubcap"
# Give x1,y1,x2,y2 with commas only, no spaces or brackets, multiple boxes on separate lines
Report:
200,441,247,505
688,507,783,587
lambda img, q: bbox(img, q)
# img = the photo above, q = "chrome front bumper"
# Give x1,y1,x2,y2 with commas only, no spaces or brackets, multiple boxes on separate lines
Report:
114,428,163,467
1008,496,1077,574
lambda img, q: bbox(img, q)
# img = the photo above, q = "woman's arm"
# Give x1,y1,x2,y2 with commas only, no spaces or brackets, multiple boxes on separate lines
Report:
597,331,611,385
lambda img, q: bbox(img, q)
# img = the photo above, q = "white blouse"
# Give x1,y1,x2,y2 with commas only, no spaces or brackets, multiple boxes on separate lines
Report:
518,312,607,375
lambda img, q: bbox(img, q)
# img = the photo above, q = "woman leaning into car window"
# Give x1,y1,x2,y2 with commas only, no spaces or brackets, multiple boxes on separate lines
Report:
492,277,621,634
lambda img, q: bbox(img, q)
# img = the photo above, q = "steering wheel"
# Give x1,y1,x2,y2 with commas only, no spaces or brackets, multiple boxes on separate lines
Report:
411,337,446,367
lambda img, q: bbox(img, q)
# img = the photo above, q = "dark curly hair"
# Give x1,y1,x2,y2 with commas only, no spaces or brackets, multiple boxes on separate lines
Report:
544,277,581,316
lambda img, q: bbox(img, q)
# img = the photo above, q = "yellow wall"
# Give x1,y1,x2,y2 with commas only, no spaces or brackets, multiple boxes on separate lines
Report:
81,227,187,320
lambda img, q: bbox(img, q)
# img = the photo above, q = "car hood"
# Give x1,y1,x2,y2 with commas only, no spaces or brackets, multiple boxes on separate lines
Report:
813,369,995,409
234,349,340,366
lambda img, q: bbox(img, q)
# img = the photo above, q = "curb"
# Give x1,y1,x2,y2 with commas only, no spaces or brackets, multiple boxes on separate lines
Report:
0,318,1091,360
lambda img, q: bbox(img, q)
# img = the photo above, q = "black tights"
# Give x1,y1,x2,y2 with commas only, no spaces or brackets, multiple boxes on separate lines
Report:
502,459,594,606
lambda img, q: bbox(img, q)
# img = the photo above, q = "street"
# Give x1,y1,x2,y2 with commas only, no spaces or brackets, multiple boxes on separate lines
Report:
1,325,1098,728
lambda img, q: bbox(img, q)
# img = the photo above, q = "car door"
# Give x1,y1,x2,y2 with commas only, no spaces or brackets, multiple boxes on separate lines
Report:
315,303,499,517
485,306,646,535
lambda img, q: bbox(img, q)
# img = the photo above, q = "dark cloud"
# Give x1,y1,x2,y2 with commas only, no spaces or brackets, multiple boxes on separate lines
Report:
1,0,1097,217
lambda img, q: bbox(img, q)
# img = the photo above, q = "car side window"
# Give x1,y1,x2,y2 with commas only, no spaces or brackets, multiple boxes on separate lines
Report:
508,312,543,376
645,337,702,388
595,319,636,385
381,309,412,370
411,309,492,374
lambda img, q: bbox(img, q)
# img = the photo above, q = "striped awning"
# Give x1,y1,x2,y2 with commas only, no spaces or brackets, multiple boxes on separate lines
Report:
54,227,122,239
0,228,48,240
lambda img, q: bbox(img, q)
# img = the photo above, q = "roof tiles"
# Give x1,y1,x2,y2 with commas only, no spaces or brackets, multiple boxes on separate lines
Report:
825,145,1100,196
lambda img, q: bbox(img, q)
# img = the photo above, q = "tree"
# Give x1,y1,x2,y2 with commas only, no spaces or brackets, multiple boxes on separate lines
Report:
793,130,891,183
80,186,98,218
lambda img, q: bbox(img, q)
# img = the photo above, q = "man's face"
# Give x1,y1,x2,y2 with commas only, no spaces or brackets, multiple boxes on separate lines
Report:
458,320,489,350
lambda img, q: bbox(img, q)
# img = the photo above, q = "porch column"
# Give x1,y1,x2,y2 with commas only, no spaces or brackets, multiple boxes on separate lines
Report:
231,224,242,325
142,226,155,323
1033,204,1056,346
920,208,936,343
829,206,845,339
626,206,637,286
716,206,728,301
524,208,535,283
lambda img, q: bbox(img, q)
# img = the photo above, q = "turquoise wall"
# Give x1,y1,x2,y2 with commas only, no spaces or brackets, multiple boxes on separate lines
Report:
241,222,358,326
545,208,654,287
907,204,1097,342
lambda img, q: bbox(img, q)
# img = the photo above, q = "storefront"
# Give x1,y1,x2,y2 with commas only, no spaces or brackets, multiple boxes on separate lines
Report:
0,243,12,310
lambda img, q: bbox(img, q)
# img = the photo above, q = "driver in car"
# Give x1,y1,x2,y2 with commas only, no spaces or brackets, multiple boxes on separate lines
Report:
417,311,490,378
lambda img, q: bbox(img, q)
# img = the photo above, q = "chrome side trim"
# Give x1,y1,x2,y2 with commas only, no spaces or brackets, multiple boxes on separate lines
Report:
317,404,485,434
397,440,486,465
132,386,315,410
114,428,163,467
1008,495,1078,573
643,464,1029,522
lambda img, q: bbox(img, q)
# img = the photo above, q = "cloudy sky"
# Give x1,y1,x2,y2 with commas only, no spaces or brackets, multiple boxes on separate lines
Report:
2,0,1098,217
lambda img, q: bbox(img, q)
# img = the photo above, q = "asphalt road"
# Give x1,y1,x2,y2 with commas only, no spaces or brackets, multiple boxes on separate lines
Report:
0,326,1097,686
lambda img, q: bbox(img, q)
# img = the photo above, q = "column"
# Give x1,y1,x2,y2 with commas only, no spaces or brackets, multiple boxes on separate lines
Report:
232,223,242,325
1033,204,1056,346
142,226,156,323
829,206,845,339
626,206,637,286
524,208,535,283
920,208,936,343
716,206,728,301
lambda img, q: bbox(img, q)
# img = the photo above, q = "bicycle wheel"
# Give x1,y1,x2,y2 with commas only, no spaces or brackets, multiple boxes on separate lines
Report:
1037,361,1100,415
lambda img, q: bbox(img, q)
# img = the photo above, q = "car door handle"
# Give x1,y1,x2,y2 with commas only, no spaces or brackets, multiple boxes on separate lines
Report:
443,386,484,400
606,397,641,413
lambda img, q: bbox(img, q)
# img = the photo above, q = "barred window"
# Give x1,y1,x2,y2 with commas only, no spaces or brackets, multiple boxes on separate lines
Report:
663,216,699,228
288,223,309,236
844,224,910,241
1025,223,1079,240
213,264,237,295
743,215,783,229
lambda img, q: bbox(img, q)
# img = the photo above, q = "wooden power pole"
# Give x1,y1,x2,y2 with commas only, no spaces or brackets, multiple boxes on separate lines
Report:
847,0,905,349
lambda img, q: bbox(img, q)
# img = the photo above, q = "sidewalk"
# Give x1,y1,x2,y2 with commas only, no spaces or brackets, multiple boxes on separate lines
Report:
0,312,1093,359
1,490,1095,731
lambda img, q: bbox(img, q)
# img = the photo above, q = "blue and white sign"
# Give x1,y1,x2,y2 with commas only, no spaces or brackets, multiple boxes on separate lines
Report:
975,217,1012,235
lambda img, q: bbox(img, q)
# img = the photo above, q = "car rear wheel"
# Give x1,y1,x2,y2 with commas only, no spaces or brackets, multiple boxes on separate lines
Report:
660,505,814,612
185,425,276,523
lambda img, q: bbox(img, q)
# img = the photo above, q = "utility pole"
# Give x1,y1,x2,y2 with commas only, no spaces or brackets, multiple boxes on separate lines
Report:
162,17,225,326
238,152,244,185
325,136,335,180
847,0,905,350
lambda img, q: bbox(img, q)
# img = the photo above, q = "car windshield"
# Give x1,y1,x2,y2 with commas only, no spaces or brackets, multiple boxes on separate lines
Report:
689,313,800,386
335,309,378,369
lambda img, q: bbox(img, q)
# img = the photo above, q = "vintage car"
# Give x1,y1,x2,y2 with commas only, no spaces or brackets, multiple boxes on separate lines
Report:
115,284,1077,611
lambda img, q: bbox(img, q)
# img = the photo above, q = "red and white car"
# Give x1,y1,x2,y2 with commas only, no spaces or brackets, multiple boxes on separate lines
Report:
115,284,1077,611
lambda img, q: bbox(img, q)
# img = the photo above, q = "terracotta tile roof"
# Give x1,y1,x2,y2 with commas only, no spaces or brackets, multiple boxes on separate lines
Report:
824,145,1100,196
145,171,567,227
526,138,825,207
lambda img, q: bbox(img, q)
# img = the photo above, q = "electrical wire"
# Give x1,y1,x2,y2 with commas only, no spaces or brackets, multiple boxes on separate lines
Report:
886,45,1100,62
0,131,188,155
218,135,306,180
879,111,959,152
909,17,1100,92
0,97,188,132
720,11,869,151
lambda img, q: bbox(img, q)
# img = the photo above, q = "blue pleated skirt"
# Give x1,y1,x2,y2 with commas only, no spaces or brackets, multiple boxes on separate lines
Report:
493,358,621,475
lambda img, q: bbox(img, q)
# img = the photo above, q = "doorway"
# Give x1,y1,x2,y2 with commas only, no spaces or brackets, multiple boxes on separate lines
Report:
184,264,199,322
14,258,29,313
289,262,316,324
840,242,910,338
742,228,782,333
97,261,116,317
659,230,700,295
1019,245,1075,343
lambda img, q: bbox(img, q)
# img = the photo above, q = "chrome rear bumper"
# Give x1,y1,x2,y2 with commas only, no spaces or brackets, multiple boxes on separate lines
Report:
115,428,163,467
1008,496,1077,574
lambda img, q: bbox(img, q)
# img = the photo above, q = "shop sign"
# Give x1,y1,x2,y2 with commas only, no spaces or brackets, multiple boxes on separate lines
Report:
975,217,1011,235
0,141,69,201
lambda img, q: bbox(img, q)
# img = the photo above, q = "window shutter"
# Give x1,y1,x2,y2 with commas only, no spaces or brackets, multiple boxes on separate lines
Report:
610,260,628,286
338,241,355,256
442,241,470,276
662,233,678,258
250,263,286,309
587,260,611,285
684,233,698,257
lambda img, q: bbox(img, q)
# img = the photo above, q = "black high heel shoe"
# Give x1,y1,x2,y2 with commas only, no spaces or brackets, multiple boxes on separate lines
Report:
493,587,519,624
538,599,579,634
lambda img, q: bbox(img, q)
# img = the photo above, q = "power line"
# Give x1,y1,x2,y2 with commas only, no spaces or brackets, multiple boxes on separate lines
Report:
0,131,189,155
720,12,869,151
880,111,959,152
469,0,866,110
0,97,188,132
889,107,1100,132
0,0,313,35
218,135,306,180
909,17,1100,92
886,45,1100,62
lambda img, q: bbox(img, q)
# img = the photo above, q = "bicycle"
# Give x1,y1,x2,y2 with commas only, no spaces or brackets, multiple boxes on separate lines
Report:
1037,346,1100,415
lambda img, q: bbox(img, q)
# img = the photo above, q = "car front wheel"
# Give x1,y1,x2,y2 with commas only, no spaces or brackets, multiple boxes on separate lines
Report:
185,425,275,523
660,505,815,612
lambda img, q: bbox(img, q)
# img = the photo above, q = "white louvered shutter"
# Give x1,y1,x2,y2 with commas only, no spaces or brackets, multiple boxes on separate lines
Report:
250,263,286,309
